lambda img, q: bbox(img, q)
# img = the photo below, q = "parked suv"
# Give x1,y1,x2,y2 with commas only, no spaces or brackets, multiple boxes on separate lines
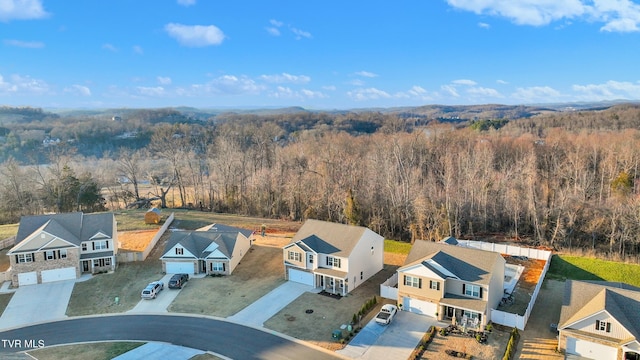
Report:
168,273,189,289
141,281,164,299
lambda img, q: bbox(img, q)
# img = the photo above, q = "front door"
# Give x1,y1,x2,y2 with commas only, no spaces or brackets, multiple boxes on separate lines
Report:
447,306,455,318
82,260,89,272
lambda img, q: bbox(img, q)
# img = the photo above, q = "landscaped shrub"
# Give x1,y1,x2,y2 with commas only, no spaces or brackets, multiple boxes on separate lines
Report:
502,327,520,360
352,313,357,324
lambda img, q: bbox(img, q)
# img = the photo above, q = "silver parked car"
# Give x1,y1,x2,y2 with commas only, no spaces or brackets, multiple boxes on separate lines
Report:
141,281,164,299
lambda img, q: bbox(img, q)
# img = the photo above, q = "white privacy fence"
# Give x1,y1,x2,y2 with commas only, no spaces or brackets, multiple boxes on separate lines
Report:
380,272,398,300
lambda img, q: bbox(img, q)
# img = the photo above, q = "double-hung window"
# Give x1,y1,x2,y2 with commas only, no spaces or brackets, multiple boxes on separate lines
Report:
94,240,108,250
464,284,481,298
17,253,33,263
326,256,341,268
404,275,422,288
288,251,301,262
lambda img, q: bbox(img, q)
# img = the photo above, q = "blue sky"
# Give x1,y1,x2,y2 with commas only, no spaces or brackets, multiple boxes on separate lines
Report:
1,0,640,109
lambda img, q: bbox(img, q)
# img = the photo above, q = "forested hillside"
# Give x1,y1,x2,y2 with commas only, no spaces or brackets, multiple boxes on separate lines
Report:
1,103,640,261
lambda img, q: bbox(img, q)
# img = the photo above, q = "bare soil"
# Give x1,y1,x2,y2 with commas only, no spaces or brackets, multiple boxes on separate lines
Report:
168,235,287,317
118,229,159,251
27,342,145,360
263,264,399,352
498,256,546,315
422,327,510,360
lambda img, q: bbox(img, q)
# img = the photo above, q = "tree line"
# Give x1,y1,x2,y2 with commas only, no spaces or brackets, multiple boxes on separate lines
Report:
1,104,640,261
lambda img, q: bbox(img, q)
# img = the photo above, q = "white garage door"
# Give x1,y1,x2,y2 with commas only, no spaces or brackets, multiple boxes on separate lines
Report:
41,267,77,283
288,268,314,286
18,272,37,286
403,297,438,317
566,337,618,360
165,261,195,274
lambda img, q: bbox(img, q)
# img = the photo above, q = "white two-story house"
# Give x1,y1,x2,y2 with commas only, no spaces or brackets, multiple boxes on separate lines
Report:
283,219,384,296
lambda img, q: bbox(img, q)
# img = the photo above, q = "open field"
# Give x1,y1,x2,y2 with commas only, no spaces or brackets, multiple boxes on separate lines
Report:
264,265,398,351
27,342,145,360
422,327,510,360
546,254,640,286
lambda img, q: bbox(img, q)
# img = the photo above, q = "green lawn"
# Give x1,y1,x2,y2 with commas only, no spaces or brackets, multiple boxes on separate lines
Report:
547,254,640,287
0,223,18,241
384,239,412,255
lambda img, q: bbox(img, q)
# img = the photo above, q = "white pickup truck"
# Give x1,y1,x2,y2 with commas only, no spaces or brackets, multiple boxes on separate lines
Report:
375,304,398,325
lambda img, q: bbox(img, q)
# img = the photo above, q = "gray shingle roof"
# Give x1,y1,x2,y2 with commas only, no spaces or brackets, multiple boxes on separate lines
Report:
14,212,114,248
163,224,249,259
559,280,640,341
402,240,504,285
287,219,369,257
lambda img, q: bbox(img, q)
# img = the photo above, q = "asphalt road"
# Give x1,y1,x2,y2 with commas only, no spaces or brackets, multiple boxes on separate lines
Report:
0,314,342,360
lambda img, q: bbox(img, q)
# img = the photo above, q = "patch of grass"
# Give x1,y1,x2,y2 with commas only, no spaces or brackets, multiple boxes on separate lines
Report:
190,353,225,360
547,255,640,287
0,223,18,241
66,261,164,316
0,293,14,314
384,239,412,255
27,342,145,360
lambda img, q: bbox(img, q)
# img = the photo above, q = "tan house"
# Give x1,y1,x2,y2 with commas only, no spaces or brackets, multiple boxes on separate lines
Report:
160,224,254,275
283,219,384,296
396,240,505,329
8,212,117,287
558,280,640,360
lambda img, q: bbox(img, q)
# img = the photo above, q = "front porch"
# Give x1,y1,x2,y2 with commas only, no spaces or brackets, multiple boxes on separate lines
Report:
438,296,487,330
315,267,348,296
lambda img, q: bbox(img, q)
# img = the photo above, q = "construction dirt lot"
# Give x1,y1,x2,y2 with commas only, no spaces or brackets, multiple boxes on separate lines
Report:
498,255,547,315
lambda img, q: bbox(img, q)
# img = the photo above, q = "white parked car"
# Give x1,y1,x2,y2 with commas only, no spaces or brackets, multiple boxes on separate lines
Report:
375,304,398,325
141,281,164,299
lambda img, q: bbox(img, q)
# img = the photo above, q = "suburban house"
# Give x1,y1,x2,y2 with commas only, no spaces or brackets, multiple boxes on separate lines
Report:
396,240,505,329
8,212,118,287
558,280,640,360
282,219,384,296
160,223,254,275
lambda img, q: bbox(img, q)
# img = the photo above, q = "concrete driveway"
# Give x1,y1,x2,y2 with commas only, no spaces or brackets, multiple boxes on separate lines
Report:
128,274,183,313
228,281,317,327
0,280,76,329
338,311,435,359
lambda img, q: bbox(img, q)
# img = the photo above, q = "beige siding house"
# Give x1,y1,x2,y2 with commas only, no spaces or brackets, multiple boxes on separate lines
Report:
558,280,640,360
396,240,505,329
160,224,253,275
8,212,117,287
283,219,384,296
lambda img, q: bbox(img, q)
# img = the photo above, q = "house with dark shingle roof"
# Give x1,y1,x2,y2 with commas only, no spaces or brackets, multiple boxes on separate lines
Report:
558,280,640,360
160,223,254,275
396,240,505,329
8,212,117,287
283,219,384,296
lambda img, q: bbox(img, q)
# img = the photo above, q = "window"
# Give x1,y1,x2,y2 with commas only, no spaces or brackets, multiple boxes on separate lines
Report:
309,254,313,263
17,253,34,263
596,320,611,333
430,280,440,290
94,240,108,250
93,258,111,267
212,262,224,271
463,310,480,320
360,271,363,280
464,284,481,298
59,249,67,259
404,275,422,288
326,256,341,268
175,247,183,255
82,243,87,251
45,251,55,260
288,251,301,262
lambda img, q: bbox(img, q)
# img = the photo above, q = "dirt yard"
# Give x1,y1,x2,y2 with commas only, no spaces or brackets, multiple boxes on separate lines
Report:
118,229,159,251
515,279,564,359
422,327,510,360
263,264,399,352
168,235,288,317
498,256,546,315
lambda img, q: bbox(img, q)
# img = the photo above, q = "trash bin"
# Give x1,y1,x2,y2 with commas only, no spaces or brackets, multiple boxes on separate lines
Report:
332,330,342,339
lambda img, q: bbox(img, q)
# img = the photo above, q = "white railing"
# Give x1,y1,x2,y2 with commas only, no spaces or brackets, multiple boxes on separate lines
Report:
380,272,398,300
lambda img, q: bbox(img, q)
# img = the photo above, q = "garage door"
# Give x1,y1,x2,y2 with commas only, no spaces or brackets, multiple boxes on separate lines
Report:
566,337,618,360
403,297,438,317
18,272,37,286
41,267,77,283
165,261,195,274
288,268,314,286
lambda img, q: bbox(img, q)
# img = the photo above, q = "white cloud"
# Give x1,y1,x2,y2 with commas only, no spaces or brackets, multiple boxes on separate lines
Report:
348,79,365,86
133,45,143,54
478,22,491,28
270,19,283,27
266,27,280,36
165,23,225,47
259,73,311,84
157,76,172,85
291,27,312,39
3,39,44,48
0,0,48,22
446,0,640,32
497,79,509,84
572,80,640,100
102,43,118,52
512,86,562,102
269,86,326,100
467,86,502,97
355,71,378,78
300,89,326,99
64,84,91,96
322,85,337,91
441,84,460,97
396,85,434,101
0,73,49,94
177,0,196,6
347,87,391,101
452,79,477,86
137,86,165,96
206,75,264,95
